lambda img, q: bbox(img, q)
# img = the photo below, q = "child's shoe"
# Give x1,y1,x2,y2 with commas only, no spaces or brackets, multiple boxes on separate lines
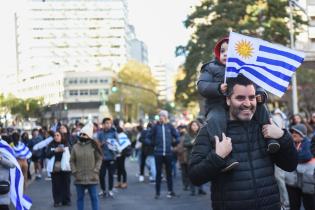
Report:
267,139,280,154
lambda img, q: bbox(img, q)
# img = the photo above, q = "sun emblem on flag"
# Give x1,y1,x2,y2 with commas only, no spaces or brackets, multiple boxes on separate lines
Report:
235,40,254,59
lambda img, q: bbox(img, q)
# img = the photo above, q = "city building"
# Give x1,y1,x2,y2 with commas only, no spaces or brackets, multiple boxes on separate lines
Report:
12,0,146,122
150,63,176,102
294,0,315,62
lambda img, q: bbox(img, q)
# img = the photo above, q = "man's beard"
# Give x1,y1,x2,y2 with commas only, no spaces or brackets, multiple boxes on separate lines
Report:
231,104,256,121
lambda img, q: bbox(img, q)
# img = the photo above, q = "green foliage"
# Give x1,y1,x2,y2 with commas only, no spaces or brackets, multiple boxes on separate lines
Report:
0,94,44,119
176,0,306,106
107,60,158,120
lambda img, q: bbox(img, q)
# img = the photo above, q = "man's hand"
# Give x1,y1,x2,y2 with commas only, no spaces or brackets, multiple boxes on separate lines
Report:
215,133,232,159
220,83,228,94
262,118,284,139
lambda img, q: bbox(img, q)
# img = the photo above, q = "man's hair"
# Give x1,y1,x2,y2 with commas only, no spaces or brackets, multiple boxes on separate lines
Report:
226,74,254,96
102,117,112,124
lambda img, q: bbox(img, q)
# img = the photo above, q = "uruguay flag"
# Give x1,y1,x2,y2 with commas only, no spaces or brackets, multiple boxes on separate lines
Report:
0,140,32,210
225,32,305,97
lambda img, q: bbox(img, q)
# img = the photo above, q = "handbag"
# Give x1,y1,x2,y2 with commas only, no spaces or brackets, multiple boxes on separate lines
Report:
46,156,55,173
0,180,10,194
61,147,71,171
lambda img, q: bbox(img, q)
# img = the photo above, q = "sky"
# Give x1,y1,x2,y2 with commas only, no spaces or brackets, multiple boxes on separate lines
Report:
0,0,199,76
128,0,199,68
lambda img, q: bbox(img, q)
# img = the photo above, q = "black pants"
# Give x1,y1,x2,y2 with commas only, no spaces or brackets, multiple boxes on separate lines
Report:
140,151,147,176
155,155,173,195
180,163,190,188
51,171,71,204
117,156,127,183
99,160,115,191
286,185,315,210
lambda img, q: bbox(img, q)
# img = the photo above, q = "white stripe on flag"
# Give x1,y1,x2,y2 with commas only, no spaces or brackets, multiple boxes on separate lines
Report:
227,62,290,87
257,51,302,68
240,71,284,97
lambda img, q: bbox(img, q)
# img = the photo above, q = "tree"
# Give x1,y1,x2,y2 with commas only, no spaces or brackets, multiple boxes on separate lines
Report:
107,60,158,121
0,94,44,120
176,0,306,106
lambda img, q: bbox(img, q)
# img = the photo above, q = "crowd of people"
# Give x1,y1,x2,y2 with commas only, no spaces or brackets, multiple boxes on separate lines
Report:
0,110,213,209
0,108,314,210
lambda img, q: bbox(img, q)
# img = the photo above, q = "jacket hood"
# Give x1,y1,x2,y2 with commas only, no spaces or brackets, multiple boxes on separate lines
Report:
214,36,229,63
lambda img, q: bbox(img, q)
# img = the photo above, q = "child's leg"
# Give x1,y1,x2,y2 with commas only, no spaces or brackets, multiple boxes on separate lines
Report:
255,104,280,153
206,106,239,172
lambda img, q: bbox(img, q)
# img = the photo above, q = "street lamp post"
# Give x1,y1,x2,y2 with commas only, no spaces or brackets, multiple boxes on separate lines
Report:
288,0,308,114
289,0,299,114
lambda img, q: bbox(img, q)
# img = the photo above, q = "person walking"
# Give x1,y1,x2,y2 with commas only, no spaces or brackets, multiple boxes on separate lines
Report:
70,122,103,210
139,122,156,183
115,126,130,189
147,110,179,199
11,131,32,191
46,131,71,207
285,124,315,210
97,118,117,197
185,121,207,196
189,75,298,210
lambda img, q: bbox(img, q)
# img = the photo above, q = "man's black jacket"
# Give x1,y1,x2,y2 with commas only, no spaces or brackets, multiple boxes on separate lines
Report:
189,120,297,210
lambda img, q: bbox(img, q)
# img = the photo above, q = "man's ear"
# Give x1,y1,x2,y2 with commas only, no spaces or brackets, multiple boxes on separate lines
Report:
226,96,231,106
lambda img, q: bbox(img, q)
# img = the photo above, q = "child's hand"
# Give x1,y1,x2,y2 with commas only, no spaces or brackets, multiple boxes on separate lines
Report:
220,83,228,94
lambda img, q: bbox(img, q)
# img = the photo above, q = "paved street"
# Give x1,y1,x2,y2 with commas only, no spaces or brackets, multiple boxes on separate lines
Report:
26,159,211,210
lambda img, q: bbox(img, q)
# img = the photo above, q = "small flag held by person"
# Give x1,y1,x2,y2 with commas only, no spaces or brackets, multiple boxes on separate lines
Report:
225,32,305,97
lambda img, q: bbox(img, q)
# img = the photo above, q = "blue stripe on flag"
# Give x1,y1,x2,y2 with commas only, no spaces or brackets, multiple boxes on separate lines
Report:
226,67,239,74
256,57,296,72
227,58,292,81
23,195,32,203
15,145,27,153
15,168,22,210
259,45,304,63
228,66,287,93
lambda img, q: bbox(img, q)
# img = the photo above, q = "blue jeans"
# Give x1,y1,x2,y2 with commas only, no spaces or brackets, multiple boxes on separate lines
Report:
146,155,156,180
75,184,99,210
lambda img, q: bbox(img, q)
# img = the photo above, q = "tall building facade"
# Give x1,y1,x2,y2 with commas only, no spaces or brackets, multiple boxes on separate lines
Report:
295,0,315,60
13,0,144,122
150,63,175,102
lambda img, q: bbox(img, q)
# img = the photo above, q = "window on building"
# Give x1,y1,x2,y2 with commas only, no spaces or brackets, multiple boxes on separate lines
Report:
90,89,99,96
99,79,108,84
89,79,98,84
79,89,89,96
79,78,88,84
69,90,78,96
69,79,78,84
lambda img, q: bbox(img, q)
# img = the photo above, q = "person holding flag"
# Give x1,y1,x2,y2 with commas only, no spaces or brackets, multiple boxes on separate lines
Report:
197,35,280,172
0,139,32,210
